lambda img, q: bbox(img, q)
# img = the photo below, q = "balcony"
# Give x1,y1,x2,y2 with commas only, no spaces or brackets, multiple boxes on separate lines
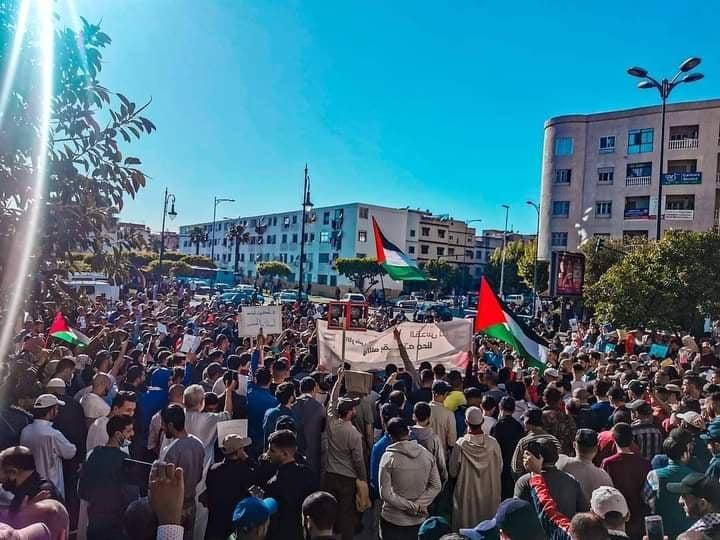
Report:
626,176,651,187
668,138,699,150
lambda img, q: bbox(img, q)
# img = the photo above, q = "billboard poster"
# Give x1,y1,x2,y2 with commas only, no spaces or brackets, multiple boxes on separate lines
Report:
552,251,585,297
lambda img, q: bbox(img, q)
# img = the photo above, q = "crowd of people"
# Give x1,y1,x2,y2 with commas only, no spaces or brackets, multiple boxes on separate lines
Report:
2,283,720,540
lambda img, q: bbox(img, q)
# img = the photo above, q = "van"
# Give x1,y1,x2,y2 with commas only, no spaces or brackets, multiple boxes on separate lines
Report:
64,275,120,302
505,294,524,306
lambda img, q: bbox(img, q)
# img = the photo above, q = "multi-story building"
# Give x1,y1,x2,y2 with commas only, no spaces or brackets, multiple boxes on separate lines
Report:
178,203,482,295
539,98,720,260
474,230,536,273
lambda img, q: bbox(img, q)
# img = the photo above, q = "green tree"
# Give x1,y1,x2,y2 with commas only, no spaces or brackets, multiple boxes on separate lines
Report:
334,257,384,293
145,259,192,277
579,238,628,287
585,231,720,332
418,259,458,294
179,255,216,269
226,224,250,274
188,226,208,255
0,7,155,304
257,261,292,279
484,240,529,294
517,241,550,293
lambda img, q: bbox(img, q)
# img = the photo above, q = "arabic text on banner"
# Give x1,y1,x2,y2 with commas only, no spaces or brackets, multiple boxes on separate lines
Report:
237,305,282,336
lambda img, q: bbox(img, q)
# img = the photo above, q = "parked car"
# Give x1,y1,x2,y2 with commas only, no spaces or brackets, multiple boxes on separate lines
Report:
394,295,418,310
218,290,264,306
414,302,454,322
342,293,366,303
277,290,307,305
505,294,525,306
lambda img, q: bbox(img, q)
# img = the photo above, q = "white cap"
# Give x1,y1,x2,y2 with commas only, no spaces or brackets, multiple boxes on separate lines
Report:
465,406,484,425
678,411,706,430
591,486,629,518
46,378,66,390
34,394,65,408
544,368,559,378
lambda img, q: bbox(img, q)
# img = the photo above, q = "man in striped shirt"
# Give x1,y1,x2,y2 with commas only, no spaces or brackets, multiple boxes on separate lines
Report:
628,399,663,460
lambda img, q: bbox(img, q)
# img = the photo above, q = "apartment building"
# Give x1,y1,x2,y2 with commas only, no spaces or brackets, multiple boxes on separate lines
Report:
538,98,720,260
178,203,483,295
475,230,536,274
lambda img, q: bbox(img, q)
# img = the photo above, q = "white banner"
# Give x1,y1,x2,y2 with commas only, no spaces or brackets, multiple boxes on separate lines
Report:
238,305,282,336
317,319,472,372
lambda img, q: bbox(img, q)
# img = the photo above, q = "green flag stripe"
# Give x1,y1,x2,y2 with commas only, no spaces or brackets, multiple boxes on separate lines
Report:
482,322,547,371
382,263,427,281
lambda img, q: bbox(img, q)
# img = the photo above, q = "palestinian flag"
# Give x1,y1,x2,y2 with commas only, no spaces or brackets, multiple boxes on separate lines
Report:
474,276,548,370
48,312,90,346
372,217,426,281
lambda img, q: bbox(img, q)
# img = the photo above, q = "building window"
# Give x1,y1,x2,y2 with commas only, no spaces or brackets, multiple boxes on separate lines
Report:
358,230,367,243
552,201,570,218
596,201,612,218
292,215,297,224
359,207,369,219
323,212,330,225
317,274,328,285
665,194,695,210
599,135,616,153
320,231,330,243
551,232,568,247
438,229,446,239
598,167,614,184
421,245,429,255
437,247,445,256
319,253,330,263
465,249,473,259
292,234,298,243
448,247,455,256
624,196,650,219
554,169,572,184
554,137,573,156
329,275,337,286
476,250,482,260
628,128,654,154
408,245,415,254
281,234,287,243
421,227,430,236
410,229,416,237
240,253,244,262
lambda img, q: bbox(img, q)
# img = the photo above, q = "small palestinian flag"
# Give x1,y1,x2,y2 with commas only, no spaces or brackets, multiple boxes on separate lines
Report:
372,217,426,281
48,312,90,346
474,276,548,370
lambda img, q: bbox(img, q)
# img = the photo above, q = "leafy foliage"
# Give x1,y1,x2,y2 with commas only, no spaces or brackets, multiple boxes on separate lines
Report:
257,261,292,278
484,240,531,294
517,241,549,293
0,6,155,301
579,238,628,287
334,257,384,293
145,259,192,277
179,255,216,269
585,231,720,332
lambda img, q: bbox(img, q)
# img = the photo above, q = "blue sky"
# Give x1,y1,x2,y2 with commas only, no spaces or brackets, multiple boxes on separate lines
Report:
59,0,719,234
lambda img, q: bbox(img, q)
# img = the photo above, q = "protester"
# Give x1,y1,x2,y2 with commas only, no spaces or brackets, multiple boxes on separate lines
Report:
491,396,524,500
0,445,62,515
301,491,338,540
291,376,326,477
668,472,720,536
511,408,560,474
429,380,457,453
628,399,664,460
589,486,631,540
86,390,137,453
558,429,613,502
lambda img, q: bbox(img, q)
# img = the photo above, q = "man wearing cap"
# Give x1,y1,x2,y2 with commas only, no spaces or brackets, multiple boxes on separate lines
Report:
628,399,663,460
19,394,76,499
542,386,576,456
203,433,256,540
450,406,502,530
429,380,457,453
558,429,613,502
323,368,368,540
702,421,720,482
229,496,277,540
668,472,720,536
458,499,545,540
678,410,713,472
590,486,630,540
418,516,451,540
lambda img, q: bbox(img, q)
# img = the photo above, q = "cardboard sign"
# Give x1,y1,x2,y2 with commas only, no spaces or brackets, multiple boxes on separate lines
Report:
237,373,248,396
179,334,202,353
238,306,282,337
156,323,168,335
649,343,669,359
217,419,248,448
345,370,373,395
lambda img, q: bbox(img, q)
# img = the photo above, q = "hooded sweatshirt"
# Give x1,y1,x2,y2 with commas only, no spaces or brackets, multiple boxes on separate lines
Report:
378,440,442,526
410,425,448,485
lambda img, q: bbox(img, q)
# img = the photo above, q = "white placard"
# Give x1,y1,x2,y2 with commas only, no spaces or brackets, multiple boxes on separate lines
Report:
238,306,282,337
156,323,168,335
569,318,578,331
217,419,248,447
237,373,248,396
317,319,472,371
179,334,201,353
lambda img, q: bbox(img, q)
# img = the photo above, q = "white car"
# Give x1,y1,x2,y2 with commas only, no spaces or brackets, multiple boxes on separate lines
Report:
342,293,366,303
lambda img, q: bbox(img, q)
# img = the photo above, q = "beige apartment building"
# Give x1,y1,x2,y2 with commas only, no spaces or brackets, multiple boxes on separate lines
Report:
538,98,720,260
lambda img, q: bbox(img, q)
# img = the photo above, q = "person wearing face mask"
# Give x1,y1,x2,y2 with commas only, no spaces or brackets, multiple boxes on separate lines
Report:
78,414,138,540
0,445,62,516
86,390,137,455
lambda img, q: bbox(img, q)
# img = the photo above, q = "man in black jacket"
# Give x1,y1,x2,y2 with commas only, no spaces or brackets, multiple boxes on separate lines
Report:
0,445,63,515
491,396,525,499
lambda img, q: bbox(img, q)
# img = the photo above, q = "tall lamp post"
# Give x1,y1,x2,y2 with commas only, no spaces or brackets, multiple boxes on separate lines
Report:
210,196,235,262
157,188,177,283
499,204,510,299
526,200,540,316
298,164,313,295
627,57,703,240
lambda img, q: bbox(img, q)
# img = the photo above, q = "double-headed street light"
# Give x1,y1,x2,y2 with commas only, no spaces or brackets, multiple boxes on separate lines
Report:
210,196,235,262
627,57,703,240
526,200,540,315
157,188,177,283
298,164,313,296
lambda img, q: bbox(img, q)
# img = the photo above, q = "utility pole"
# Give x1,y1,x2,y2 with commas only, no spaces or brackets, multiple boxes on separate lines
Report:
499,204,510,299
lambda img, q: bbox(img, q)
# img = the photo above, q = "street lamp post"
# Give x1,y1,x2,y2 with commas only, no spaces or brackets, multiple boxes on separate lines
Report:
298,164,313,296
627,57,703,240
526,200,540,316
157,188,177,283
499,204,510,299
210,196,235,263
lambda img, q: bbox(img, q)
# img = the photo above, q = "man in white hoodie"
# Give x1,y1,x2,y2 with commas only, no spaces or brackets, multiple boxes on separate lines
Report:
379,418,441,540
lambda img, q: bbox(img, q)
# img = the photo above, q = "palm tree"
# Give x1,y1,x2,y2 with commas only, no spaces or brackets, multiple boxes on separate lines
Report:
189,226,208,255
226,224,250,275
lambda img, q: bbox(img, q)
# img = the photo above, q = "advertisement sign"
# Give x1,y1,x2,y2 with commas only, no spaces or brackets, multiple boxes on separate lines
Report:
551,251,585,297
662,172,702,185
317,319,472,371
664,209,694,221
